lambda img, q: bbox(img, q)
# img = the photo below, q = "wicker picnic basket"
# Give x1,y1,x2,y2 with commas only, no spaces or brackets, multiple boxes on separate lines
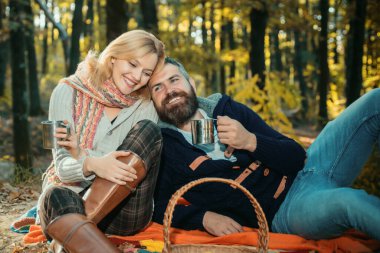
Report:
162,177,269,253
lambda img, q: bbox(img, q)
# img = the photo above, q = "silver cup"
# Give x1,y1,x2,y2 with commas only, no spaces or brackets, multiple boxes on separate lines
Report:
41,120,71,149
190,119,216,145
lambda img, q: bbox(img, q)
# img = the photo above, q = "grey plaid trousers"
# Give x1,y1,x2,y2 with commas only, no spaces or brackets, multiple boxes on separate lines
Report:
39,120,162,237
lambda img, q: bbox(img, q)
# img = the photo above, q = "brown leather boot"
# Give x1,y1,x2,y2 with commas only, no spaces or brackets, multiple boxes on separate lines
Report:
46,213,120,253
83,151,147,224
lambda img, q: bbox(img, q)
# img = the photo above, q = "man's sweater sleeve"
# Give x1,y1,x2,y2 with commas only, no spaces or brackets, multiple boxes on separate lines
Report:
153,200,206,230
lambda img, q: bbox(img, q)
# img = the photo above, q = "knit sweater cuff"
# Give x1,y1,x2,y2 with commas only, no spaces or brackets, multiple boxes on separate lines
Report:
250,133,275,162
194,211,206,230
187,210,207,230
77,153,96,181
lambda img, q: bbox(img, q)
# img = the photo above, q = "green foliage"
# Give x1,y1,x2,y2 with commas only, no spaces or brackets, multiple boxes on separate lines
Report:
227,72,302,134
0,83,12,110
363,75,380,92
327,62,346,119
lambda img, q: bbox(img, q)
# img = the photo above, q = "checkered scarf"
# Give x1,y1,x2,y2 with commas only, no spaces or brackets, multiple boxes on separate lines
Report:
61,64,139,149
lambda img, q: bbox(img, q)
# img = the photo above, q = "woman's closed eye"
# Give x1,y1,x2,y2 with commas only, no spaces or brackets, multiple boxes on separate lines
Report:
143,71,152,77
129,61,137,67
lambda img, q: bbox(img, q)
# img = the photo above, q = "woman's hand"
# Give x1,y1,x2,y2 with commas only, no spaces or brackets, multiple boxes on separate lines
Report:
216,115,257,152
84,151,138,185
55,120,82,159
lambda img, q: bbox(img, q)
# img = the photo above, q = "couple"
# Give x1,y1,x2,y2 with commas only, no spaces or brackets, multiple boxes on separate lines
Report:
40,29,380,252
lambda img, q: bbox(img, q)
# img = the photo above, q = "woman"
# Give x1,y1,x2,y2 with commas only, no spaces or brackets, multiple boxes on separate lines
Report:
38,30,165,253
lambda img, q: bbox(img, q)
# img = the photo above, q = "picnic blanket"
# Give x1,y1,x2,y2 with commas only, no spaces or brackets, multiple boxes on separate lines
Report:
20,222,380,253
11,206,380,252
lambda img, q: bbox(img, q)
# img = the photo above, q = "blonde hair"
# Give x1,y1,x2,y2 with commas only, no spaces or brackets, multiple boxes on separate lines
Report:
84,30,165,98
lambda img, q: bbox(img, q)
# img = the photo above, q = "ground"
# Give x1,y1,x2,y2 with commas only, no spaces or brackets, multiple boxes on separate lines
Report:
0,115,51,253
0,181,48,253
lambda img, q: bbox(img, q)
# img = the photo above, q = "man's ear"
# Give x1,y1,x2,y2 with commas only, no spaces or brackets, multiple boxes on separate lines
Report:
189,77,196,92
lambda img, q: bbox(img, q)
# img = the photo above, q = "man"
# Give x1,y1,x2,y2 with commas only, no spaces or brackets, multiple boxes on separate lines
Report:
149,57,380,240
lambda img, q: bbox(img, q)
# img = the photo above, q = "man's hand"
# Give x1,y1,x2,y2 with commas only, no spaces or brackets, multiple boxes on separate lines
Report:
202,211,243,236
216,115,257,152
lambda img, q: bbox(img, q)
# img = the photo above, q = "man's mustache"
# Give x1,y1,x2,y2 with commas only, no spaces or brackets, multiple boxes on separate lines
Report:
162,91,188,107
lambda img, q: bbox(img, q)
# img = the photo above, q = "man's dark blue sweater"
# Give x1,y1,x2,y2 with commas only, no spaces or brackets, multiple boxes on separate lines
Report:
152,94,306,231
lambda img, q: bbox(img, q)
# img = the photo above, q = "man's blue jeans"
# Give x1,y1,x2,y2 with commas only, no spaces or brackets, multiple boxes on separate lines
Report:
272,88,380,240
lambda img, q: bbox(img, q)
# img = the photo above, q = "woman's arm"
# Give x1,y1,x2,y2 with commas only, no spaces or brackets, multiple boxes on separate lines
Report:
49,83,95,183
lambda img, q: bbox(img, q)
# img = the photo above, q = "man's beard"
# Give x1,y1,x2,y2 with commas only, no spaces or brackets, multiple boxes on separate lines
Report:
156,88,198,128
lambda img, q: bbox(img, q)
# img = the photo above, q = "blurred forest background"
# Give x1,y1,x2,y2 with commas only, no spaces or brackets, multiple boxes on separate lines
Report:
0,0,379,195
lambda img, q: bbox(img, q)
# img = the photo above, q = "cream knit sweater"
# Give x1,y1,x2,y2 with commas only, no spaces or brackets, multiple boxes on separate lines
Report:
41,82,158,194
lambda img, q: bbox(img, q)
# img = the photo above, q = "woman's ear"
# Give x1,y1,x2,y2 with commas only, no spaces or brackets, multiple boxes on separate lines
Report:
111,57,115,64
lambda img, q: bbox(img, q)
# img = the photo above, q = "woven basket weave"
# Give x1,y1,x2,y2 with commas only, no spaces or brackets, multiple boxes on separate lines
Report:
162,177,269,253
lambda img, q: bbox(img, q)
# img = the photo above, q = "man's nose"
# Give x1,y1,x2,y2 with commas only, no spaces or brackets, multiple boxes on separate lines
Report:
167,86,176,94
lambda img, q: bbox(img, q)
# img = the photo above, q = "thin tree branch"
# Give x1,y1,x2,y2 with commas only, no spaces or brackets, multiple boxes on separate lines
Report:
34,0,70,72
34,0,68,40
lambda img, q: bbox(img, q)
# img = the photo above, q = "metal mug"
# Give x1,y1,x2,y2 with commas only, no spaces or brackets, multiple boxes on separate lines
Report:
41,120,71,149
190,119,216,145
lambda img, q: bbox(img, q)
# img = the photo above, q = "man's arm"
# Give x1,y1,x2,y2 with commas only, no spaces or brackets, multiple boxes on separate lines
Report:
153,200,243,236
153,200,206,230
214,96,306,174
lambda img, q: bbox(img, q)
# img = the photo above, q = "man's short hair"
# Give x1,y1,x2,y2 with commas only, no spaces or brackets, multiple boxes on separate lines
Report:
165,57,190,82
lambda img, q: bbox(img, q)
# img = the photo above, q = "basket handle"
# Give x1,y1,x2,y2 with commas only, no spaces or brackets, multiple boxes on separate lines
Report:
163,177,269,253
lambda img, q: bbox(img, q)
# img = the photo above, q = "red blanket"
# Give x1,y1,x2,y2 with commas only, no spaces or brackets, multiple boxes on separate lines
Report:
24,222,380,253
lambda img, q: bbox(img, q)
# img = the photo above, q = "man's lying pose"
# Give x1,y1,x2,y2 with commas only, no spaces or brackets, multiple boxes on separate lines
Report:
148,57,380,240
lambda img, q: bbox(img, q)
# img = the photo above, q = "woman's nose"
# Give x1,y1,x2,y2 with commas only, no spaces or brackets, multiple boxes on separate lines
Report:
132,69,142,83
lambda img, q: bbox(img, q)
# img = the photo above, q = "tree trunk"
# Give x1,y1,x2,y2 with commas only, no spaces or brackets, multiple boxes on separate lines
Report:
201,0,207,48
26,1,43,116
84,0,94,50
187,4,192,44
68,0,84,75
227,20,236,81
294,29,308,117
365,28,372,77
294,2,307,118
345,0,367,106
42,0,48,75
270,27,283,72
219,0,226,94
318,0,329,127
0,0,8,96
249,5,268,89
84,0,94,37
9,0,33,174
243,25,250,79
0,39,8,97
140,0,158,34
333,0,339,64
106,0,128,43
210,0,217,93
200,0,209,93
